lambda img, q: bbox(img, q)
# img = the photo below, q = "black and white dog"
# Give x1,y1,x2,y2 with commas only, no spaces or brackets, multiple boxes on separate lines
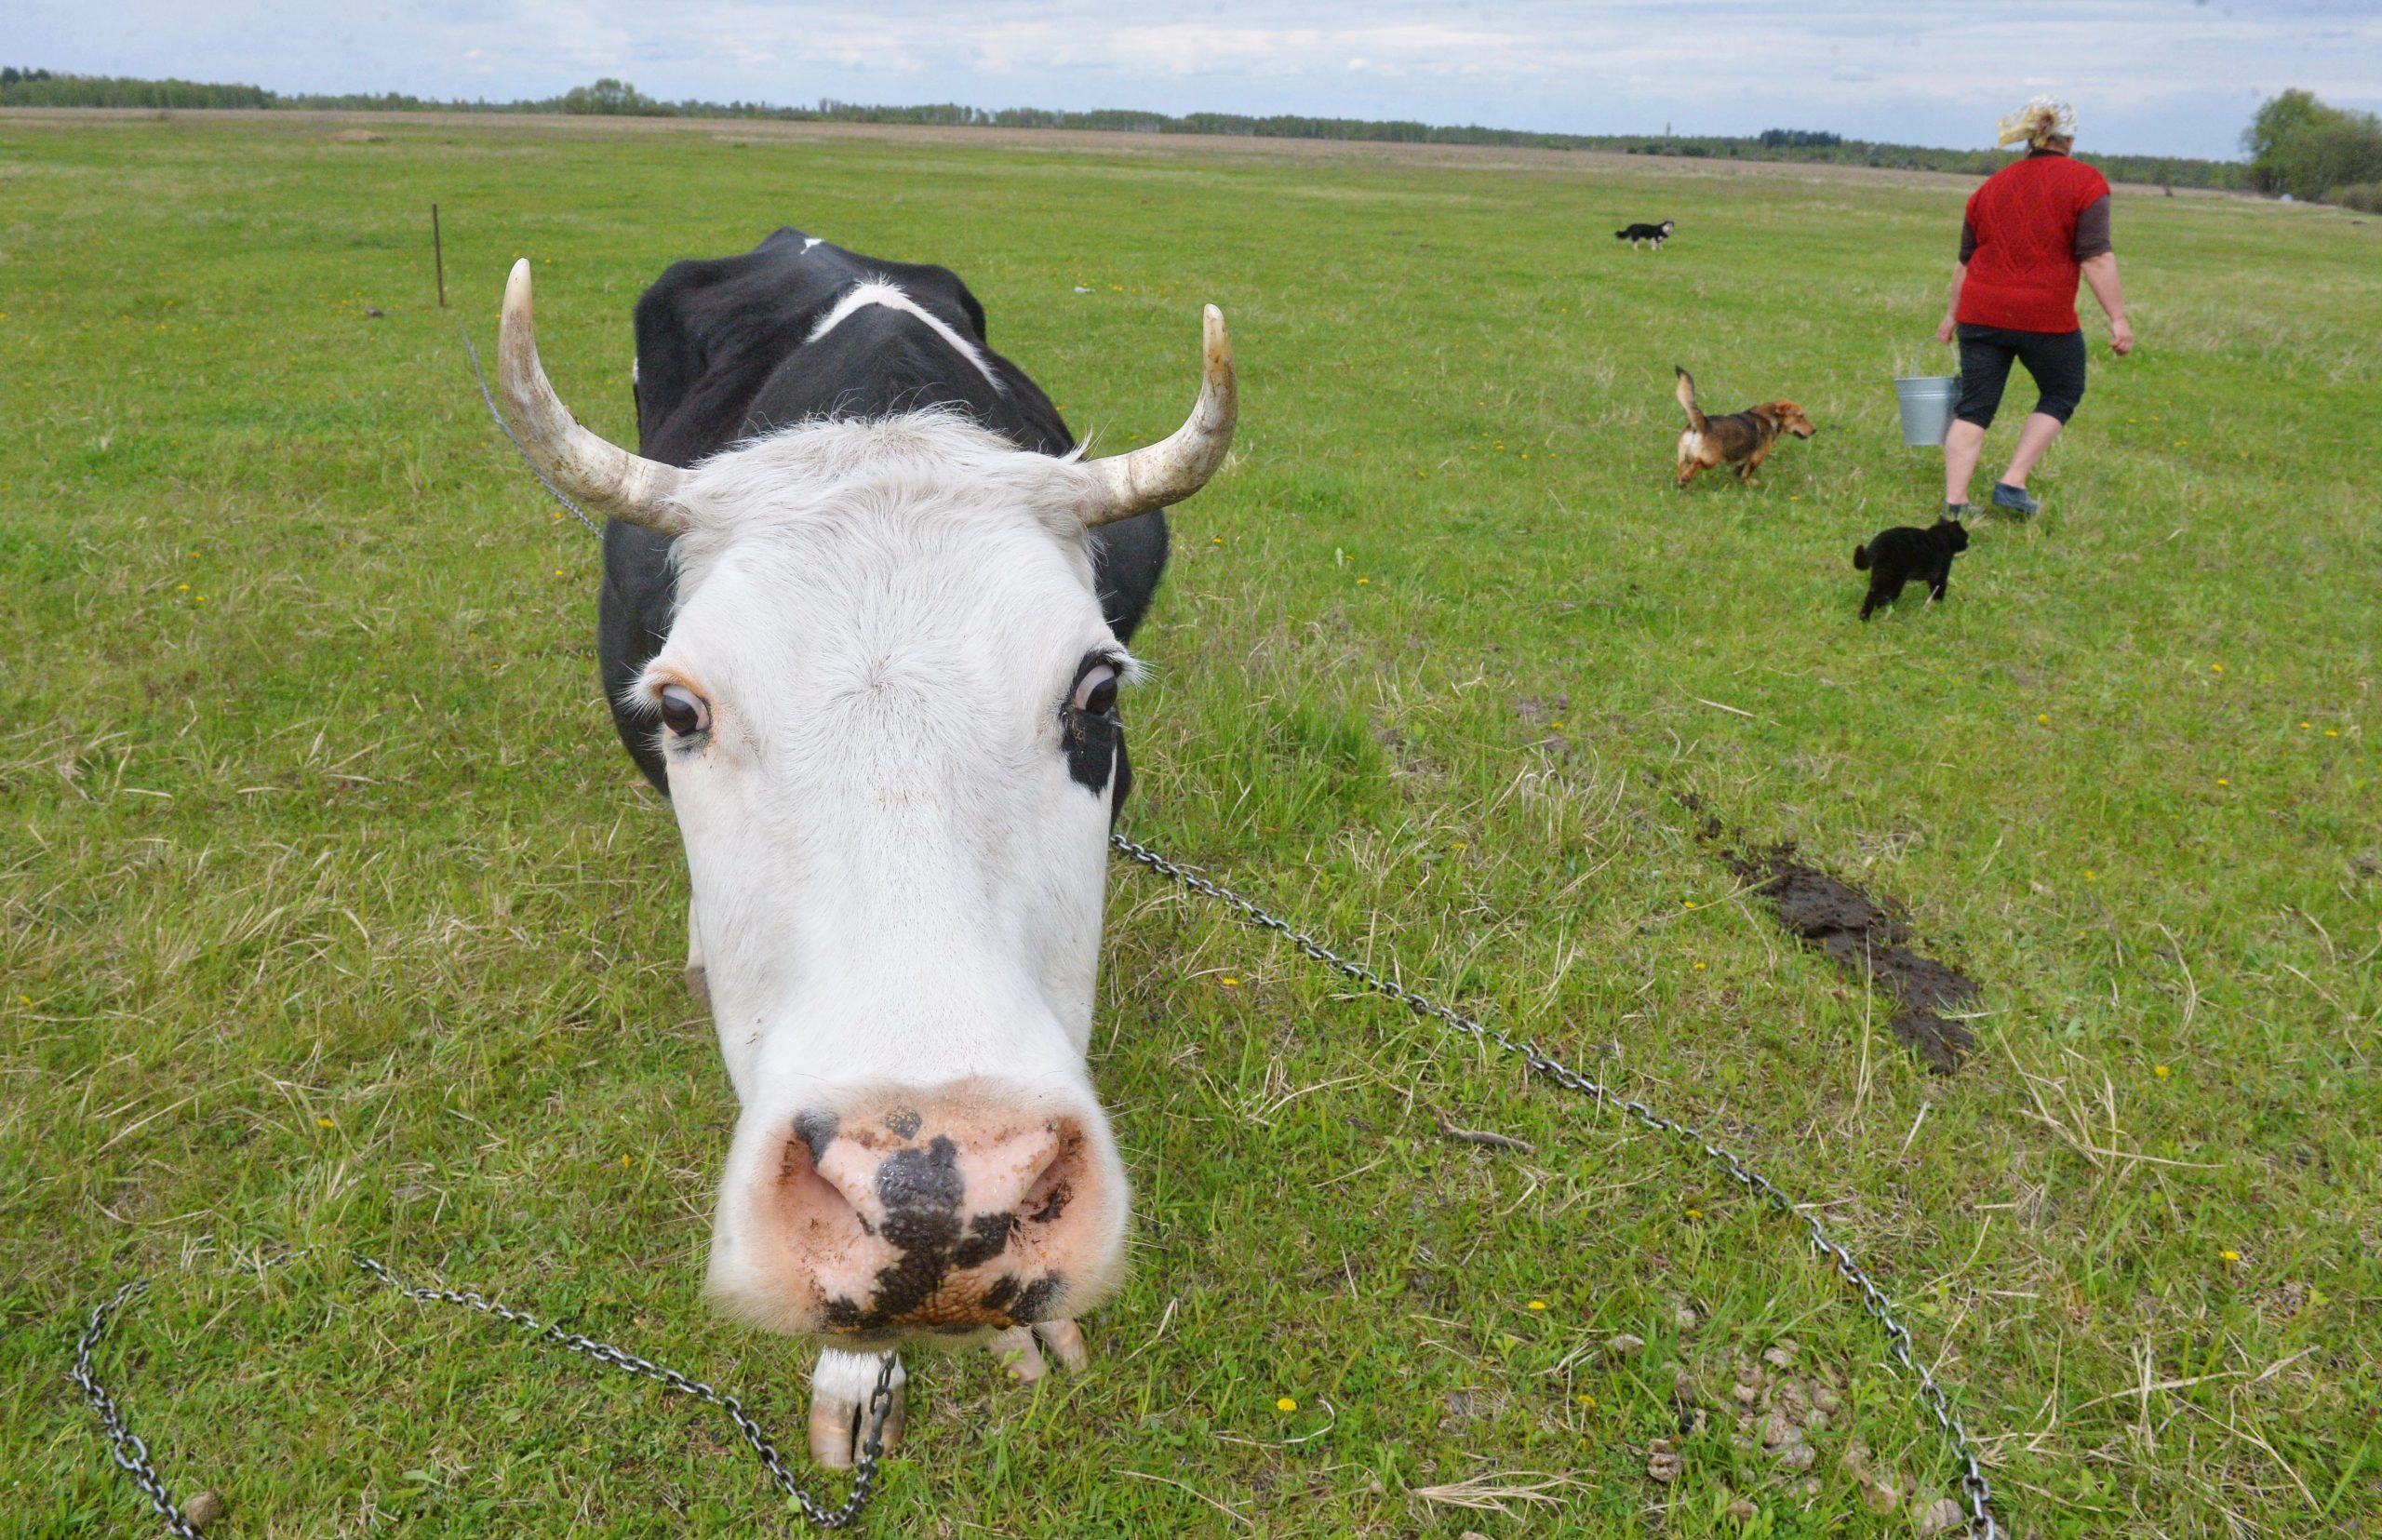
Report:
1615,220,1677,249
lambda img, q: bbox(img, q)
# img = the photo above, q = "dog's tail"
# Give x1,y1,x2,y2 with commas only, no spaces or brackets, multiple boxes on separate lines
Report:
1674,367,1706,434
1613,228,1629,241
1852,542,1872,571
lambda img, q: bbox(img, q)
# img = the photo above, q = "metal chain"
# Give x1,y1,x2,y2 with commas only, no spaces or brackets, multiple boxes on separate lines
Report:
1108,833,2001,1539
456,319,606,537
70,1251,896,1533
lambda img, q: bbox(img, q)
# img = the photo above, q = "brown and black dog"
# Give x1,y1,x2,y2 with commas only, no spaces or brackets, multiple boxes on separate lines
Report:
1672,367,1815,489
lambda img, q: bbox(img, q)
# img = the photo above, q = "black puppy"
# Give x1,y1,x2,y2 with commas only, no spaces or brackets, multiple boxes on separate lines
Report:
1853,517,1969,620
1615,219,1677,249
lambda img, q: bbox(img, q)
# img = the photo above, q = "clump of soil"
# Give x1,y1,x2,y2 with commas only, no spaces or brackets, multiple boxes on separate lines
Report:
1682,794,1982,1073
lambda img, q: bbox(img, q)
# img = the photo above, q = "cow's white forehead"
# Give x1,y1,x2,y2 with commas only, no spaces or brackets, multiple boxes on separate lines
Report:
664,412,1091,595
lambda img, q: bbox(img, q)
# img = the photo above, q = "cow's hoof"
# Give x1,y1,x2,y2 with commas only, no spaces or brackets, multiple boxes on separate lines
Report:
987,1319,1091,1384
809,1348,905,1469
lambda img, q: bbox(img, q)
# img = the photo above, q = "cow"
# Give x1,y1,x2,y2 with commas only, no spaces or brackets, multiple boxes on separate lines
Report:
491,228,1236,1466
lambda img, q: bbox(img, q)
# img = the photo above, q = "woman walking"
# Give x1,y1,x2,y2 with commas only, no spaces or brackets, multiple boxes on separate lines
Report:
1935,97,2134,518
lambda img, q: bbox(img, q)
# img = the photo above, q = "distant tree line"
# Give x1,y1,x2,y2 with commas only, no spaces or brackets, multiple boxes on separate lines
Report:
0,65,271,109
2241,88,2382,211
0,67,2285,193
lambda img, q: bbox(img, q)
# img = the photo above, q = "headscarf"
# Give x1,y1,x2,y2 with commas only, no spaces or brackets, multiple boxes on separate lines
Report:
1996,96,2078,149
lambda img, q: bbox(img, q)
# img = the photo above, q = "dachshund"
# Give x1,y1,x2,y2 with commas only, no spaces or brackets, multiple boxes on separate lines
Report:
1673,367,1815,489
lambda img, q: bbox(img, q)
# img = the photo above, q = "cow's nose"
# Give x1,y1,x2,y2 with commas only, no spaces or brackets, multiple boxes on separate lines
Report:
725,1089,1118,1341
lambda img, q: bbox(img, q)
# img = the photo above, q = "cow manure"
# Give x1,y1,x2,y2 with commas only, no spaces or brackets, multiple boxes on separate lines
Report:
1679,791,1983,1073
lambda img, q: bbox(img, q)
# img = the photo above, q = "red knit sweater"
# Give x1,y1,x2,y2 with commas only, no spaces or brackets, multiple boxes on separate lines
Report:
1958,152,2112,332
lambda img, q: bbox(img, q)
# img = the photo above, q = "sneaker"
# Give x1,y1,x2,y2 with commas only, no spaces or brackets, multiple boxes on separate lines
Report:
1990,482,2041,518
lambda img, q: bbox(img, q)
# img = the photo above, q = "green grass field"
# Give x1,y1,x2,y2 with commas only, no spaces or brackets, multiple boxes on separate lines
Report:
2,113,2375,1538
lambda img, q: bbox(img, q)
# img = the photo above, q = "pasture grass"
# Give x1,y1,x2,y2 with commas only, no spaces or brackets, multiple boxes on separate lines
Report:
2,114,2375,1538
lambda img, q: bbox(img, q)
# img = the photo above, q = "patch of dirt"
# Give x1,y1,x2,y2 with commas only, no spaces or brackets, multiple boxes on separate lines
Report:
1681,793,1982,1073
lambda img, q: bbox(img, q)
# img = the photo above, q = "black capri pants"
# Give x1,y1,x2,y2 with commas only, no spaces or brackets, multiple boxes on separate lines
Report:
1955,323,2087,428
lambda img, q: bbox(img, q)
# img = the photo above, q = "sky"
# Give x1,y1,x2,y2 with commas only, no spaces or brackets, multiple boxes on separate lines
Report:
12,1,2380,160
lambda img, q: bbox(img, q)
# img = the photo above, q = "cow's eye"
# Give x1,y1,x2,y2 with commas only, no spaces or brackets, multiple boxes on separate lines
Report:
1071,663,1119,717
659,683,711,737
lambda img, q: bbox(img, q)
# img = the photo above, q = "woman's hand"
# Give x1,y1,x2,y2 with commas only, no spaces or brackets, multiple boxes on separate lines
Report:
2108,315,2134,355
1935,314,1959,346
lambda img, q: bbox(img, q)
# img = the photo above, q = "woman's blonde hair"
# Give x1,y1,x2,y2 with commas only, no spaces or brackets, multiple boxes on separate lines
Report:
1997,97,2078,149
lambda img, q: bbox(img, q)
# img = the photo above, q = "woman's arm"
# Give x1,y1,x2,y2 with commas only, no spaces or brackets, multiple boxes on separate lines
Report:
1934,261,1968,345
2081,253,2134,354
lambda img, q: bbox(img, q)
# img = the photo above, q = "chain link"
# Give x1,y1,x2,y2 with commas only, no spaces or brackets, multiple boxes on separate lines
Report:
1108,833,2001,1539
70,1251,896,1533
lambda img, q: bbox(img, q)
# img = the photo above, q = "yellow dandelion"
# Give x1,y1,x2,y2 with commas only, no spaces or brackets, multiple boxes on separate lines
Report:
2037,713,2050,726
2221,1250,2241,1264
2299,721,2312,730
1357,577,1371,585
1685,1207,1704,1221
2153,1065,2170,1079
1527,1299,1547,1311
195,596,206,603
1683,900,1697,909
177,583,190,591
1452,840,1468,850
554,569,565,577
2324,730,2339,737
316,1116,334,1129
1549,719,1565,730
1221,976,1240,986
2217,778,2229,786
1693,961,1706,971
1276,1396,1299,1413
18,995,32,1006
1211,535,1224,545
2211,663,2224,674
2085,869,2097,880
622,1154,633,1166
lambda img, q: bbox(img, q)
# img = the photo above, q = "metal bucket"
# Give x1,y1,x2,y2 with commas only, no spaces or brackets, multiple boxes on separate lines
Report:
1894,375,1960,447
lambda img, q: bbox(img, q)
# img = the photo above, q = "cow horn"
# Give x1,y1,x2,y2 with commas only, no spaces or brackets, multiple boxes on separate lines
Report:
1077,305,1237,529
497,259,690,533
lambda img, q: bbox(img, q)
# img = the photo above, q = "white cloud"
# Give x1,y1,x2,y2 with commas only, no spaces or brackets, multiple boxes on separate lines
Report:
10,0,2379,156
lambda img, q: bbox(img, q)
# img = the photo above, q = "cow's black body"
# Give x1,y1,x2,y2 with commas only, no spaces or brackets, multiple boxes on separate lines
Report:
599,227,1170,794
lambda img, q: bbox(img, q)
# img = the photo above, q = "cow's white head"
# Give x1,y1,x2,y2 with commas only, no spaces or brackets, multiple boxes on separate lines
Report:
493,261,1233,1353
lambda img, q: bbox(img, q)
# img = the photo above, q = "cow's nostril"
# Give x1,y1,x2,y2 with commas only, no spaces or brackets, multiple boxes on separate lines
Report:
775,1114,875,1239
1020,1144,1074,1225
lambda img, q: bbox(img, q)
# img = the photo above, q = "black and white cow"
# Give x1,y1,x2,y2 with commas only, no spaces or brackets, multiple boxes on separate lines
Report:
492,228,1236,1465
